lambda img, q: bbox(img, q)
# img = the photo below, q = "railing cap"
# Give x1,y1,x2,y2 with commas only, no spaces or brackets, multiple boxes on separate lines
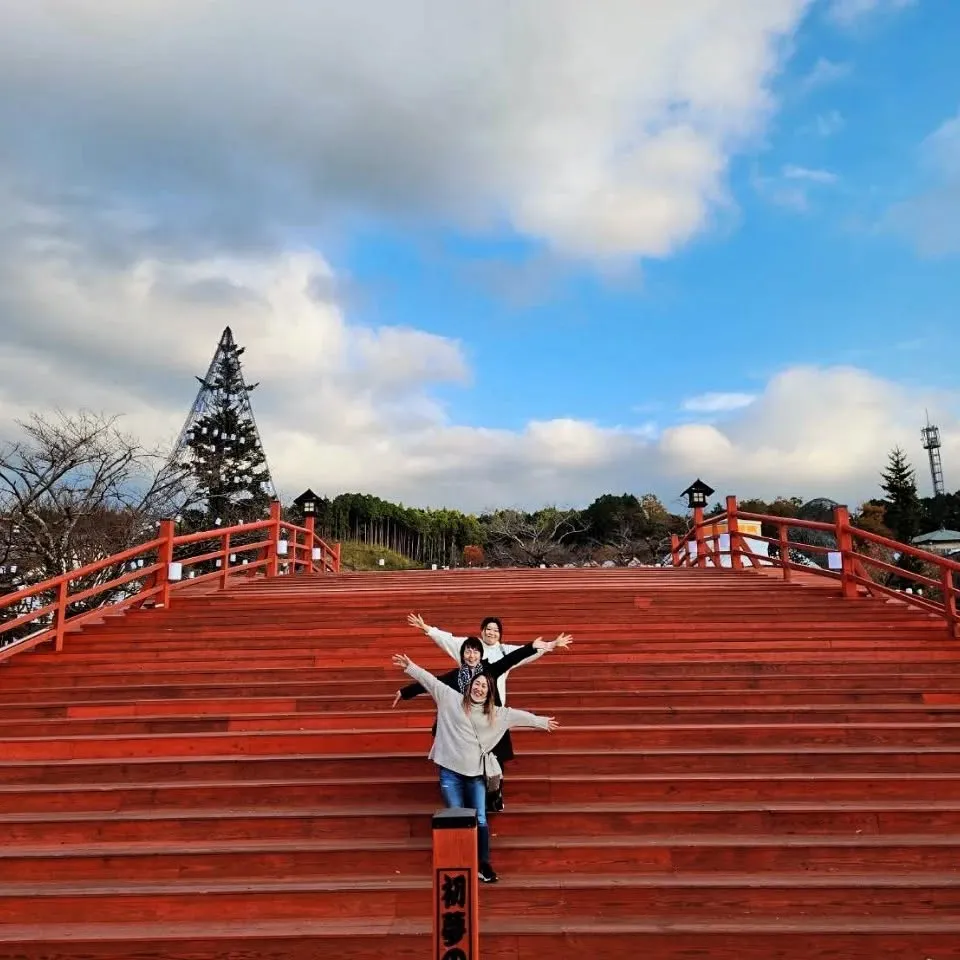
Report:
432,808,477,830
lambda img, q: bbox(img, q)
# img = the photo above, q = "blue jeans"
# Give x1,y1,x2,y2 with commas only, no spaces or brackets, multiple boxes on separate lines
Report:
438,766,490,865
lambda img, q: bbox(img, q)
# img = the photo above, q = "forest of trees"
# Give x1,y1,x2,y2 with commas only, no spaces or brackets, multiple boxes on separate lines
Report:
294,490,688,569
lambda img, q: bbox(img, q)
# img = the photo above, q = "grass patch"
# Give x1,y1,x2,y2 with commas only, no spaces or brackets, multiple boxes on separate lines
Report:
338,541,419,572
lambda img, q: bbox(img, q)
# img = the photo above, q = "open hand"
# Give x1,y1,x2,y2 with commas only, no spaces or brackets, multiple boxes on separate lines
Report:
392,653,412,670
406,613,428,633
544,716,560,732
533,632,573,652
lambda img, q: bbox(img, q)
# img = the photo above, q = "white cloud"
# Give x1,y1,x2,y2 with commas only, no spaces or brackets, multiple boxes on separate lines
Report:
0,239,956,512
826,0,915,26
0,0,814,263
0,2,951,516
808,110,846,137
752,162,839,212
887,108,960,256
782,164,839,184
799,58,851,92
682,392,758,413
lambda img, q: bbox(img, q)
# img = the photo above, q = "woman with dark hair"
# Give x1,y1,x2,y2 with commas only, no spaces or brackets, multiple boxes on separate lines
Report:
405,612,541,706
405,613,571,810
391,632,572,708
392,652,559,884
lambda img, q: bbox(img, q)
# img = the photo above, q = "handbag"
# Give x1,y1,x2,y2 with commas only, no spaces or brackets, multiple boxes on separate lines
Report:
468,714,503,794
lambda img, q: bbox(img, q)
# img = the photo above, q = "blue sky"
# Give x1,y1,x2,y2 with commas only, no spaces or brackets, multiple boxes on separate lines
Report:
340,0,959,430
0,0,958,511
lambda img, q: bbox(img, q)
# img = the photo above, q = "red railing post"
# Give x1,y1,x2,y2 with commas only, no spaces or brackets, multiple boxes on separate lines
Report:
726,495,741,570
266,502,282,578
158,519,175,608
670,533,680,567
53,578,69,652
221,531,231,589
305,515,316,573
432,808,479,960
778,520,791,582
693,506,706,568
941,565,959,639
333,542,341,573
834,505,858,599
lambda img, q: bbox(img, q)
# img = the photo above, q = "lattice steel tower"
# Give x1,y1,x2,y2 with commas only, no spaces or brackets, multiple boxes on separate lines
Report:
921,413,946,498
171,327,277,521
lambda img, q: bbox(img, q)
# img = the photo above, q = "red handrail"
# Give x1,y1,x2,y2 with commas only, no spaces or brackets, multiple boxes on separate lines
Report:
0,502,341,662
671,494,959,637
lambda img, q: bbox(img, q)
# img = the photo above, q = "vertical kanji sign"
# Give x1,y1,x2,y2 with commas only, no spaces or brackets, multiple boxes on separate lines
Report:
432,808,479,959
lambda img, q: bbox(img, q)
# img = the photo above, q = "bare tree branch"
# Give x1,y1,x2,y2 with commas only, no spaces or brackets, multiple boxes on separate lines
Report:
1,410,196,645
484,507,586,567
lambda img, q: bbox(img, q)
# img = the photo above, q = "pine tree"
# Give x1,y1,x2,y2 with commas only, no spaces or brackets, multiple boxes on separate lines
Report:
880,447,923,543
177,328,275,528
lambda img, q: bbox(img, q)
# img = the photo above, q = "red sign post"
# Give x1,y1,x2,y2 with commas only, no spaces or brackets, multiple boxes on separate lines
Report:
432,808,480,959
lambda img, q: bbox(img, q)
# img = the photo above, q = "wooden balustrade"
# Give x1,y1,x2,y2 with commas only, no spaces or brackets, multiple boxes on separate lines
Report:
0,502,340,661
673,495,960,637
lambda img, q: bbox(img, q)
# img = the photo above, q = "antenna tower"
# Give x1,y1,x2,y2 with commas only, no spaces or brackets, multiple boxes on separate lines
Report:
920,412,946,498
171,327,277,516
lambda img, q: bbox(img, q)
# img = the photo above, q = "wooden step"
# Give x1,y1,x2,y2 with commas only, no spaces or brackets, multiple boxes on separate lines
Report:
6,703,960,736
4,565,960,956
6,770,960,814
6,800,960,844
5,833,960,882
2,916,960,960
6,721,960,763
6,744,960,788
5,871,960,923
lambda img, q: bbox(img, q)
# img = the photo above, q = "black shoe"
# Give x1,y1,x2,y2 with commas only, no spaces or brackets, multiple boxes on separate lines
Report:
479,863,499,883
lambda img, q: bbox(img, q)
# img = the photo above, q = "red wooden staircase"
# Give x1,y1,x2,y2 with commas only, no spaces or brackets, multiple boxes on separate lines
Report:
3,564,960,958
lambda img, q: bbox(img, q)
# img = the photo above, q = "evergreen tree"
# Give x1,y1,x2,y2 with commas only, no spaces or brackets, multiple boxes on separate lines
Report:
880,447,923,543
179,328,274,527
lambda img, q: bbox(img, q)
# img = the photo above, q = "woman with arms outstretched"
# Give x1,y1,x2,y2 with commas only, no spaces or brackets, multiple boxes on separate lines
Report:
406,613,525,705
392,631,572,708
404,614,570,810
392,652,559,884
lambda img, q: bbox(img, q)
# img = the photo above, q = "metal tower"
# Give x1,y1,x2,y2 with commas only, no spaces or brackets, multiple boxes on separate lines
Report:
921,413,946,498
171,326,277,501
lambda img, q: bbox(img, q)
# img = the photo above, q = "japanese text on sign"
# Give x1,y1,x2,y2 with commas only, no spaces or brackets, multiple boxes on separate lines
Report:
436,868,473,960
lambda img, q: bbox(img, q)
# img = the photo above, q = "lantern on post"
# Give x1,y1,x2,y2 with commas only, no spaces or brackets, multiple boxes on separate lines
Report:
681,479,714,569
293,489,321,572
293,488,319,518
681,478,714,511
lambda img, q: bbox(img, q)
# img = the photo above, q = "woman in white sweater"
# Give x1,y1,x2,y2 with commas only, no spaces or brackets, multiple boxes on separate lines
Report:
392,652,559,884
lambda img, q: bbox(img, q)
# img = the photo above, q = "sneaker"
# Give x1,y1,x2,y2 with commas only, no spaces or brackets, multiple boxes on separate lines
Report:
478,863,499,884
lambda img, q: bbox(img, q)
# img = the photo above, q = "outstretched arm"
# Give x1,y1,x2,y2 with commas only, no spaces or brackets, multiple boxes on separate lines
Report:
392,654,456,705
486,633,574,679
393,666,459,705
406,612,463,662
502,706,560,732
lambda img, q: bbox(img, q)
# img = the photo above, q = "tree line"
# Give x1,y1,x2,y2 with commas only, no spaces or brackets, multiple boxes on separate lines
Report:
300,490,689,568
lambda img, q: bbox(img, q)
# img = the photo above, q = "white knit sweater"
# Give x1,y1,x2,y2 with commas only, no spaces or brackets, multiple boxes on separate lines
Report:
404,661,551,778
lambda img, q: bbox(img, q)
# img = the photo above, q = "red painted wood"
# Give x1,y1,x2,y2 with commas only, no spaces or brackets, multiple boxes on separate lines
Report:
3,566,960,957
